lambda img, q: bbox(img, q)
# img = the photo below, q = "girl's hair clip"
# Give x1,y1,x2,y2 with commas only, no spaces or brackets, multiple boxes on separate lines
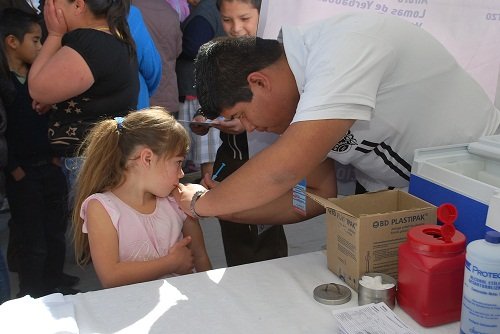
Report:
114,116,125,131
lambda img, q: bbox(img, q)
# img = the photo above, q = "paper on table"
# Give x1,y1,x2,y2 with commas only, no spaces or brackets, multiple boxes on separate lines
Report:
332,302,418,334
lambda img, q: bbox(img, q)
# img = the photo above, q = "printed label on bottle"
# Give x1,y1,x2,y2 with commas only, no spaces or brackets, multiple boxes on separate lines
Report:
460,259,500,334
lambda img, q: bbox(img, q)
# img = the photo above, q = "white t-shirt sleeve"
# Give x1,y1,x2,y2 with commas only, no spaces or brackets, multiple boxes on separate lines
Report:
283,22,396,123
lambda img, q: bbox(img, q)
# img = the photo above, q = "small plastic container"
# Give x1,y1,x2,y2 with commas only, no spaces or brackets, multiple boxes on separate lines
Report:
397,203,466,327
358,272,396,309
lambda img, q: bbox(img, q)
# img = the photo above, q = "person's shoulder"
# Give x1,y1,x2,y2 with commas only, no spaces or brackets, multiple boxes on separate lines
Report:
83,192,107,205
160,196,187,218
62,29,95,46
128,5,143,23
63,29,116,44
63,29,126,58
83,192,122,221
84,192,120,209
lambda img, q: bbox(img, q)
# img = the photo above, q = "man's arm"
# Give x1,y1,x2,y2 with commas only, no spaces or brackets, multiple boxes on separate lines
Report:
221,157,338,225
177,118,354,217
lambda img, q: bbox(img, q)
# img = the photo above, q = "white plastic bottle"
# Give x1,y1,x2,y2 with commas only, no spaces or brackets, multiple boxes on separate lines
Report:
460,230,500,334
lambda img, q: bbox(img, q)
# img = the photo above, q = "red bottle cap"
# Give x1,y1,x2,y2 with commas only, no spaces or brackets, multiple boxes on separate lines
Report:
407,203,465,255
437,203,457,242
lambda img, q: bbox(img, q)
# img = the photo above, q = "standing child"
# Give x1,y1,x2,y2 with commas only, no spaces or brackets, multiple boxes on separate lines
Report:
73,108,212,288
195,0,288,267
176,0,225,178
0,32,13,304
0,8,74,298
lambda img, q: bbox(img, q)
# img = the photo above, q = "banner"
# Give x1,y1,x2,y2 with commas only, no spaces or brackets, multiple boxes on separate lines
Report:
258,0,500,105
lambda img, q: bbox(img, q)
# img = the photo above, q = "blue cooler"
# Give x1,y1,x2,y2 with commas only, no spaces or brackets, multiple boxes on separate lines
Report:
409,135,500,244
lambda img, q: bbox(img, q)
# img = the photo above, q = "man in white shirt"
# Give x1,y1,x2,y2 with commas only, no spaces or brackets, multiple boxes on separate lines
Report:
176,13,500,224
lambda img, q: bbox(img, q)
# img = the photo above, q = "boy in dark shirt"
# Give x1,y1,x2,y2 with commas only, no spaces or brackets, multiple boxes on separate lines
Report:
0,8,78,297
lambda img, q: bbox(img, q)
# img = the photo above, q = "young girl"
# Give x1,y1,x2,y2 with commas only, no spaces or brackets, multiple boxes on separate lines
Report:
218,0,260,37
72,108,212,288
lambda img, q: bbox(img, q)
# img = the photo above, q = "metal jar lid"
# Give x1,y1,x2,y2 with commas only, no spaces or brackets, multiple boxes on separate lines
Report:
313,283,352,305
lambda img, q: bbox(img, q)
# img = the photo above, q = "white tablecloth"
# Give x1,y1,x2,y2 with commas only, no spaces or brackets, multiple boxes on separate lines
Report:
60,251,459,333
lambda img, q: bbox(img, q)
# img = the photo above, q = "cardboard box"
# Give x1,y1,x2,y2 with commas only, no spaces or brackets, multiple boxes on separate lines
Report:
409,135,500,244
308,190,436,291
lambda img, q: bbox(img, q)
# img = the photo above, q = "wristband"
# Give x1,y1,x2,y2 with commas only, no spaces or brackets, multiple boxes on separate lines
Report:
190,190,207,219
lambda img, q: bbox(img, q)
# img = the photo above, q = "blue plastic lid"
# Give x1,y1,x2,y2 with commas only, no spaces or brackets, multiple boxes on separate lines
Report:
485,231,500,244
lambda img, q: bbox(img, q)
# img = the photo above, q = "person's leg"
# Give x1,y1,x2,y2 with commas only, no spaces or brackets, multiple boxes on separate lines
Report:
219,220,256,267
178,99,197,172
219,221,288,266
41,164,71,292
6,218,19,272
252,225,288,262
188,98,220,179
6,167,48,297
0,248,10,303
214,134,288,266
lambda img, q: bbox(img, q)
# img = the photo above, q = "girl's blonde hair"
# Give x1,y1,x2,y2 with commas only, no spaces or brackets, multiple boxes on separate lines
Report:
72,107,190,265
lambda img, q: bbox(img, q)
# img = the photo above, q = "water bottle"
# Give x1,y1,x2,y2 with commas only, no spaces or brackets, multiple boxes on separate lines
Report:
460,230,500,334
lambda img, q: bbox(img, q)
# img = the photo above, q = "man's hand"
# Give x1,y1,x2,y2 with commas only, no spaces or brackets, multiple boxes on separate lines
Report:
173,183,208,217
212,118,245,135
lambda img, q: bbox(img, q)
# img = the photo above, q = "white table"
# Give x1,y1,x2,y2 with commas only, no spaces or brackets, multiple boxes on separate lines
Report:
60,251,458,333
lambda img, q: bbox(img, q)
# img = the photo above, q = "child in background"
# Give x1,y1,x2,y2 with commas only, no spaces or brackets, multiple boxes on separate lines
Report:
177,0,225,178
0,31,13,304
73,108,212,288
196,0,288,267
0,8,74,297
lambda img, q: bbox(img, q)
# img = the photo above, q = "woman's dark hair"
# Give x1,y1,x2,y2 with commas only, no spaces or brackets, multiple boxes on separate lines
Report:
75,0,136,57
194,36,282,119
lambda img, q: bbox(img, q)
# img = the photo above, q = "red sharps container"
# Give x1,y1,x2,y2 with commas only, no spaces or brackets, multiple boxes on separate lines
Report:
397,203,466,327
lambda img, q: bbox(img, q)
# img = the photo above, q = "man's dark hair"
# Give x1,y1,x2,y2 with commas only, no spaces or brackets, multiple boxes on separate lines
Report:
0,8,41,42
194,36,283,119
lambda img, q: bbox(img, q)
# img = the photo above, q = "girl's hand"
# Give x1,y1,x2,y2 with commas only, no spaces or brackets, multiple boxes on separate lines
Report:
168,236,194,274
44,0,68,37
212,118,245,135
